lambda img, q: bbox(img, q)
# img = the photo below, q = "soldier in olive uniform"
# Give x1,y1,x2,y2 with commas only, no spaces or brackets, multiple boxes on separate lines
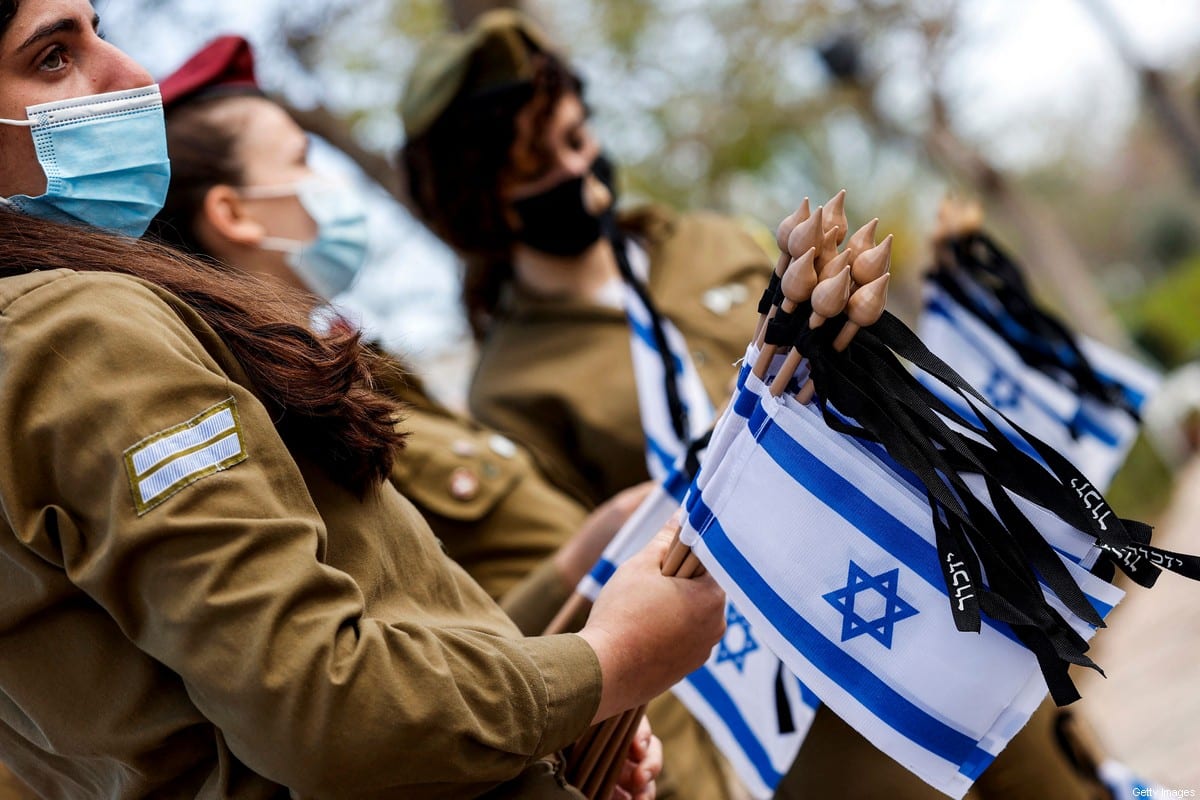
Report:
400,12,767,800
400,10,1103,800
0,3,727,796
149,35,647,638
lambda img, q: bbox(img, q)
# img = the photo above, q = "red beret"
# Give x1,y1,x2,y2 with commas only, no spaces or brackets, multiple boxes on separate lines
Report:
160,35,261,111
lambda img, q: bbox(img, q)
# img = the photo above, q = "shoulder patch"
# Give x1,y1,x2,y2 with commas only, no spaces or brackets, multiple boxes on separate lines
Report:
123,397,248,515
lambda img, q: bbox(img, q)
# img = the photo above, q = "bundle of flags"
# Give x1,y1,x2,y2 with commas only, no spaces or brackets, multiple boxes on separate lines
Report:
576,440,815,799
582,193,1197,798
917,216,1159,493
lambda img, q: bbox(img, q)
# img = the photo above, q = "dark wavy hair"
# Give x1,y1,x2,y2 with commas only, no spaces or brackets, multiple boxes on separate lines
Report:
0,212,405,493
402,52,580,338
1,0,19,37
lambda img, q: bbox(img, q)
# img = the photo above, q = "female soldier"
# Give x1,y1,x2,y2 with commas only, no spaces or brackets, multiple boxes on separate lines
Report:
149,34,648,635
400,10,1102,800
0,2,725,797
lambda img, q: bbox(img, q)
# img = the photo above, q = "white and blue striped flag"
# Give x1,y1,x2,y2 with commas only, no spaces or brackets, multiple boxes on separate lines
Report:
577,433,815,798
678,346,1125,799
918,283,1159,491
622,241,716,481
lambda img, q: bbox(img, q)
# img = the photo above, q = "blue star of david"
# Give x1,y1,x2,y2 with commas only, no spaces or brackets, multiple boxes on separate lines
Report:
715,603,759,672
823,562,919,649
983,368,1022,410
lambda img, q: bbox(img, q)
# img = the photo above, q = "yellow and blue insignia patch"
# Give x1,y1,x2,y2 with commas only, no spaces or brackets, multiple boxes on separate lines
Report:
123,397,248,515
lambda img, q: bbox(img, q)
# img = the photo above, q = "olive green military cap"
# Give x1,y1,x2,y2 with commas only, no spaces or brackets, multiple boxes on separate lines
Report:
401,9,555,139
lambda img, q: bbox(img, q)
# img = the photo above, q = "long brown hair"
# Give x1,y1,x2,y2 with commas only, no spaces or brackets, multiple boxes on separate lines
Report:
0,211,405,492
402,52,580,338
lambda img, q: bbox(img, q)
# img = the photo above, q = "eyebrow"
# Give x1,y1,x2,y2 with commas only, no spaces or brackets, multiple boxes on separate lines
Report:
16,14,99,55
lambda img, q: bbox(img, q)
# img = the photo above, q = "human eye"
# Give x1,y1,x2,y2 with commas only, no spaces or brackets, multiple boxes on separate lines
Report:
37,45,68,73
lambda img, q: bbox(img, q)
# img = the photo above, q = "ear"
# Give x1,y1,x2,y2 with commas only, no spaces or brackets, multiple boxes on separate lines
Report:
201,184,267,247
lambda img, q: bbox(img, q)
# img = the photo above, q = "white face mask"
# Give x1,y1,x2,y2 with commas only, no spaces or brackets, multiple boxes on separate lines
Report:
240,175,369,299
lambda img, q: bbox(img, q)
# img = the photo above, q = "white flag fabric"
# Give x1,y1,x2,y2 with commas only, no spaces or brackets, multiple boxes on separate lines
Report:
622,242,715,480
576,437,814,798
680,347,1125,799
918,284,1159,491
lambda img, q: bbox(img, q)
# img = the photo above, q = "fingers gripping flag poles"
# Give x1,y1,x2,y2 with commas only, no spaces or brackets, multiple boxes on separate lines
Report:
573,437,817,799
551,190,1200,799
675,191,1200,798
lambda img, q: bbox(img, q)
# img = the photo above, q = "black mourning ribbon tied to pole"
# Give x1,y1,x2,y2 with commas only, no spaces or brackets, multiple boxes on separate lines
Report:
929,231,1138,422
605,217,691,442
764,308,1200,705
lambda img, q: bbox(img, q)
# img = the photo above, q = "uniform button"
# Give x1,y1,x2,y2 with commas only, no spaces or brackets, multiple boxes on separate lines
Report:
488,434,517,459
451,439,478,457
448,467,480,501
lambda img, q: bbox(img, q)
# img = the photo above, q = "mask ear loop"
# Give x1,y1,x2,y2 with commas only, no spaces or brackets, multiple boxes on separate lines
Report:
234,182,309,255
0,117,35,127
237,182,302,200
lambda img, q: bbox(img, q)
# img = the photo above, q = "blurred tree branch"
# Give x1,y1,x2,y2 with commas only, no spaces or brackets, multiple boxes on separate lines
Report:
1076,0,1200,191
826,7,1129,345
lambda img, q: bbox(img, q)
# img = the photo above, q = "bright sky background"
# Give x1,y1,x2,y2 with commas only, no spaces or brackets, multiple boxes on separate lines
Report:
99,0,1200,363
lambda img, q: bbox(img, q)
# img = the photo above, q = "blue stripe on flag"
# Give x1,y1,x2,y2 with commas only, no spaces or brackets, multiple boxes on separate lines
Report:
747,398,1117,639
798,678,820,710
647,435,679,477
684,665,787,788
663,467,692,503
628,314,684,374
588,559,617,587
925,298,1121,447
691,505,986,770
987,307,1146,410
801,398,1111,616
958,744,997,780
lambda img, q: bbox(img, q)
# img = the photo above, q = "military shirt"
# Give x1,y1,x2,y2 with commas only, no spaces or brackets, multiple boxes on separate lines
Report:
469,206,771,508
380,367,586,631
0,269,599,799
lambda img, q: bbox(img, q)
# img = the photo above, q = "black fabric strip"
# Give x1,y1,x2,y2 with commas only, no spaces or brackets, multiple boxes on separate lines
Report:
774,661,797,735
778,309,1158,703
930,233,1138,419
758,271,782,315
606,220,690,441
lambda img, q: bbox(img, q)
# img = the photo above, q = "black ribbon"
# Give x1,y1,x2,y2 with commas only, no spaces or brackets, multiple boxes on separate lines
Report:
771,308,1189,705
929,232,1138,421
606,219,690,441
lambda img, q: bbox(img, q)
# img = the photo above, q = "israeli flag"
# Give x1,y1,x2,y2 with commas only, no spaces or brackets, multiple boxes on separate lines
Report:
622,242,715,481
577,443,814,798
918,284,1159,491
680,348,1124,799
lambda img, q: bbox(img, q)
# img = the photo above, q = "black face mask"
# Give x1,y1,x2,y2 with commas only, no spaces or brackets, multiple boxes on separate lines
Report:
511,154,617,257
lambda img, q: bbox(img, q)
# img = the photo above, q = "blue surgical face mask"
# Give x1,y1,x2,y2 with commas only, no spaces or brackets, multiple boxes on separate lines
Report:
0,85,171,238
244,176,369,300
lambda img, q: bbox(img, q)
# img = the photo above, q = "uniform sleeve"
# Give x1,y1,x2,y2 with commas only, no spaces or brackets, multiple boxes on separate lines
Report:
0,274,600,796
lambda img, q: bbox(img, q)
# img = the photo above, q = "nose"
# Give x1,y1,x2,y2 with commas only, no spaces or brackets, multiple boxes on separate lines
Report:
92,37,155,94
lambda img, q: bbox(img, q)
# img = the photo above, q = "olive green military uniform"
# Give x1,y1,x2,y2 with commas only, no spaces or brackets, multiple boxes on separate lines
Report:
0,269,599,799
0,765,33,800
380,365,736,800
468,206,770,800
381,368,586,612
471,206,770,508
